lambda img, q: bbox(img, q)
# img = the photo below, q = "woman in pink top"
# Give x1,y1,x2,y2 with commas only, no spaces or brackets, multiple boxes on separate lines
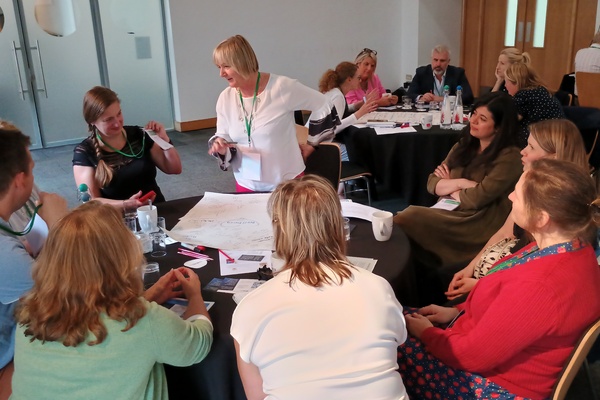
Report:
345,48,398,107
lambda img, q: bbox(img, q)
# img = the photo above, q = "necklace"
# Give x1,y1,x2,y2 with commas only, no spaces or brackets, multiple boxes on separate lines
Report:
0,204,43,236
237,72,261,146
96,129,145,158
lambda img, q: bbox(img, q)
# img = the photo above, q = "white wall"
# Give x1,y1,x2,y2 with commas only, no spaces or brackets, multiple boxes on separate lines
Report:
164,0,462,124
417,0,463,66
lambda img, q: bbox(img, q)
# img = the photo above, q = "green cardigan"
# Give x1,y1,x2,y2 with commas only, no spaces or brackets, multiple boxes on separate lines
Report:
11,300,213,400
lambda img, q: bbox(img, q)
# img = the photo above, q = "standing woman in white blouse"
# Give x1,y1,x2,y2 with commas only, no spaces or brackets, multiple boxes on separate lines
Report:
208,35,337,192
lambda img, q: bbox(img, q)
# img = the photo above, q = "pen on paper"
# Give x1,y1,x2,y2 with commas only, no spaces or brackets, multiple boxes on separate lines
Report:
219,249,235,263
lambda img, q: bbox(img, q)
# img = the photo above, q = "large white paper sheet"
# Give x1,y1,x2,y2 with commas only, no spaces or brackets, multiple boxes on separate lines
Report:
341,200,382,222
355,110,442,126
167,192,273,250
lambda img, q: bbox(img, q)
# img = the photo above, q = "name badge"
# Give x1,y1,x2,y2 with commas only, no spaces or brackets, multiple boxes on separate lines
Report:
241,149,261,181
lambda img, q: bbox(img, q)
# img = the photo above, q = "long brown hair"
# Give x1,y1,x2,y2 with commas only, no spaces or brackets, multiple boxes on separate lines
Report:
268,175,353,287
82,86,121,187
16,201,146,346
318,62,357,93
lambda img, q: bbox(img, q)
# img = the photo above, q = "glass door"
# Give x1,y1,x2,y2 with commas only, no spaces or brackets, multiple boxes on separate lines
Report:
97,0,173,129
22,0,102,146
0,0,42,148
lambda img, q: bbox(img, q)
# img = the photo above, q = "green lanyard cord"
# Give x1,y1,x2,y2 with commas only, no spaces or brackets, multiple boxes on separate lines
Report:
238,72,261,146
0,204,43,237
96,129,145,159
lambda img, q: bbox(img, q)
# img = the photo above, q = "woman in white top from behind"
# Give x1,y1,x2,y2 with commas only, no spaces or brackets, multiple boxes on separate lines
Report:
231,175,408,400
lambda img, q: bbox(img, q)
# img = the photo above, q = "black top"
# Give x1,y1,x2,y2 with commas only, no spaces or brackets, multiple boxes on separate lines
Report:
72,126,165,202
407,65,474,105
513,86,565,148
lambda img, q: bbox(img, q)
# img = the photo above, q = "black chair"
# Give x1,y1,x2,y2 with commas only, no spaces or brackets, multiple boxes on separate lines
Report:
563,106,600,170
340,162,373,206
304,142,341,190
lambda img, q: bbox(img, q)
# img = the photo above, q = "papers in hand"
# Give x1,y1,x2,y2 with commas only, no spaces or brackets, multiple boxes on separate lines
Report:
431,197,460,210
145,129,174,150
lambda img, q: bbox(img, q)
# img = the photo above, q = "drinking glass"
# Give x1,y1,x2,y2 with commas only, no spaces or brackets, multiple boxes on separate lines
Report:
143,262,160,289
151,231,167,257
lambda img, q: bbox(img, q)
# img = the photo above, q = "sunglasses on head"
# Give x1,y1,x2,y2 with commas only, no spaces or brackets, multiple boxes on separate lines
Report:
358,48,377,57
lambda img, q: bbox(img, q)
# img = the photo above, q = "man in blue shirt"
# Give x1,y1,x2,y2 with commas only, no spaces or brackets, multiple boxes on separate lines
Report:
0,123,68,399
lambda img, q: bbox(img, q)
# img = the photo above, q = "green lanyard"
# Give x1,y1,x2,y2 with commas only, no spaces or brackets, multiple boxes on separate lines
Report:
96,129,145,158
0,204,43,236
238,72,261,146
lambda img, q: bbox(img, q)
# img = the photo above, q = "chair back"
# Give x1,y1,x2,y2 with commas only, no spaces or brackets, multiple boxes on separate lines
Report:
576,72,600,109
551,318,600,400
304,142,341,189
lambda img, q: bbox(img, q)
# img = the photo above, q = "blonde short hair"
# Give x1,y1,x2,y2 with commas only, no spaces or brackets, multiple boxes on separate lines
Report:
16,201,146,347
213,35,259,80
268,175,353,287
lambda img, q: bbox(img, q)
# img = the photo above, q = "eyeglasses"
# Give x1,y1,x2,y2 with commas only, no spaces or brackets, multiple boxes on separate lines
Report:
358,48,377,57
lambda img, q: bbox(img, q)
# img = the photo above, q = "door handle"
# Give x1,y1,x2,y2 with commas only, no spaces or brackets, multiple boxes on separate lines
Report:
11,41,28,100
517,21,524,42
525,22,532,43
30,40,48,98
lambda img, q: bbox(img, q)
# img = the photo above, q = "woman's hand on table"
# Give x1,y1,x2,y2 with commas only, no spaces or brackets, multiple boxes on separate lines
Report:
377,94,398,107
209,137,233,156
143,269,184,304
418,305,460,325
355,99,379,119
405,313,434,339
174,267,211,320
445,277,477,300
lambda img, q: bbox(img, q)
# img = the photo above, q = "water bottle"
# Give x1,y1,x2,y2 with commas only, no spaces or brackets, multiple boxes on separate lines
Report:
77,183,91,203
453,85,464,127
440,85,452,130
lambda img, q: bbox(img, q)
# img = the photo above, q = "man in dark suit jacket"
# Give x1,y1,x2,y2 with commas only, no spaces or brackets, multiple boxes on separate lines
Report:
407,45,474,105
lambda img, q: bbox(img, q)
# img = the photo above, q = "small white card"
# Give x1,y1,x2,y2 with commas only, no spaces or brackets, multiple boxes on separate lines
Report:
431,197,460,210
145,130,174,150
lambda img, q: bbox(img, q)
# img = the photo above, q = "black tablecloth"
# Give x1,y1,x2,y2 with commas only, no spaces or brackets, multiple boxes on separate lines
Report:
345,123,461,206
151,196,414,400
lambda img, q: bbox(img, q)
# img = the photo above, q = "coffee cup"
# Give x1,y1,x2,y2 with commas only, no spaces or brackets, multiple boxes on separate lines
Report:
371,211,393,241
421,114,433,130
137,205,158,233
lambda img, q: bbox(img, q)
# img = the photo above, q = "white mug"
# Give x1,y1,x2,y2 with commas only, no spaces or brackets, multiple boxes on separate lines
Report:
421,114,433,130
137,205,158,233
371,211,393,241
